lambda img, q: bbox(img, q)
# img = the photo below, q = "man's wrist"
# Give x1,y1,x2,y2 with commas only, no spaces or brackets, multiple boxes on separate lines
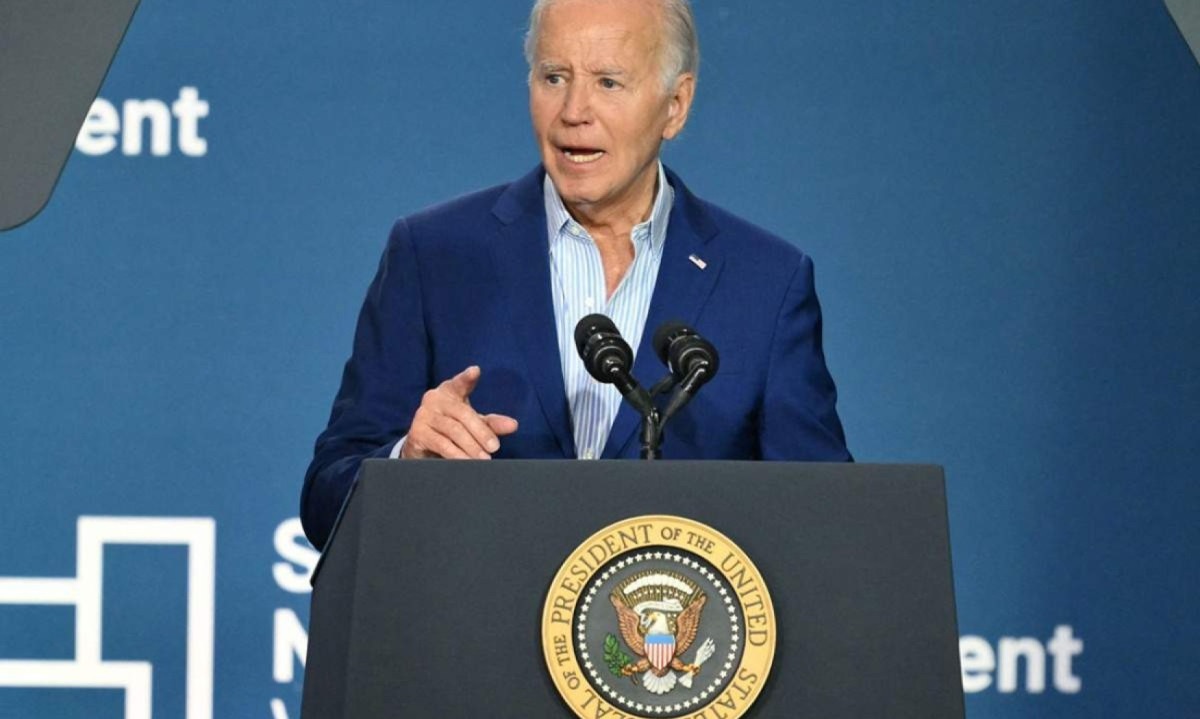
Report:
389,435,408,459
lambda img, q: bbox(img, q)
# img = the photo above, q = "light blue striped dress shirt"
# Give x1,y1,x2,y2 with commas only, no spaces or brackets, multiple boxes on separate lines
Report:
544,162,673,459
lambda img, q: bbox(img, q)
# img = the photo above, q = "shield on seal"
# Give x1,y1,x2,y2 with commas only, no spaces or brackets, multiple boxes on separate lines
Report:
645,633,676,672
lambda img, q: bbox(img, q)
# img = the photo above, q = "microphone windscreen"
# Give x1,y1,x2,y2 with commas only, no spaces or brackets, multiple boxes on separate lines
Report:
652,320,690,365
676,336,720,380
574,313,618,354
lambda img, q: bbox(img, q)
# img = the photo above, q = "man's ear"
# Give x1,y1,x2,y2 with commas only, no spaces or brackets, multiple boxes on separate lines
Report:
662,73,696,140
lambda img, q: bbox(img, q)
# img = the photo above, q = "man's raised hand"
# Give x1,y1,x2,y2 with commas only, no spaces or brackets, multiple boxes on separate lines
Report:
400,366,519,459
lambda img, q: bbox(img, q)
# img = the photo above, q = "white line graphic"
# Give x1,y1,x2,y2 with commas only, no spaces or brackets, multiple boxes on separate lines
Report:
0,516,216,719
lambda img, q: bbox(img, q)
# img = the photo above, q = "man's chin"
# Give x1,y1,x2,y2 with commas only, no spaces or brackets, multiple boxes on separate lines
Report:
547,176,605,208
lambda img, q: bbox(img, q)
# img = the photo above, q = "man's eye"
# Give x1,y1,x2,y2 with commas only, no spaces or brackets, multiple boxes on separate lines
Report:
600,78,621,89
545,74,564,85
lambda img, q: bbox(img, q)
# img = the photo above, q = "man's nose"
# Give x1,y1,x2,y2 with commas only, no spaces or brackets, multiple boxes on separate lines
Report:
561,83,592,125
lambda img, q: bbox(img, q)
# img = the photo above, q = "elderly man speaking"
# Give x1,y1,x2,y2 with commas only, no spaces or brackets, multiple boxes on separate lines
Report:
301,0,851,550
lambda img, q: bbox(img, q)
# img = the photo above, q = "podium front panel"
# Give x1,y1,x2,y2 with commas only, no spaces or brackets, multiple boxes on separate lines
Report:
303,460,963,718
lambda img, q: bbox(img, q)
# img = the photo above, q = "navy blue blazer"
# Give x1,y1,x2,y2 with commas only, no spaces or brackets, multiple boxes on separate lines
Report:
301,166,850,549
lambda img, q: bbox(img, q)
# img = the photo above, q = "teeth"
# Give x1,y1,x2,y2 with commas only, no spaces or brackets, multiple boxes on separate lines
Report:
565,150,604,164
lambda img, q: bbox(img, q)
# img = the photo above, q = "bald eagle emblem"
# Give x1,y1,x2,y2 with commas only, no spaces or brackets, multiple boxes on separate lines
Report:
606,570,717,695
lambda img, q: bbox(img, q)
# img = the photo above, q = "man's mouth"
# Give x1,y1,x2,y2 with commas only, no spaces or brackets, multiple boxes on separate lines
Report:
562,147,606,164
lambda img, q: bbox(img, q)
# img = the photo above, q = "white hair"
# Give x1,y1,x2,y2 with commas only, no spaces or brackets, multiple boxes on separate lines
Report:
523,0,700,90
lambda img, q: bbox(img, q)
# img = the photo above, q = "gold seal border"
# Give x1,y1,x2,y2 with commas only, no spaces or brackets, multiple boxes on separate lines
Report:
542,515,776,719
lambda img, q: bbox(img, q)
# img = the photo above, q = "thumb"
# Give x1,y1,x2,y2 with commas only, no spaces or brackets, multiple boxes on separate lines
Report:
484,414,519,436
441,365,481,400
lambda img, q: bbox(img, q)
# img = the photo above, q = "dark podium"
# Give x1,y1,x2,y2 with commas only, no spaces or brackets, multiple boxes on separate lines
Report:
302,460,964,718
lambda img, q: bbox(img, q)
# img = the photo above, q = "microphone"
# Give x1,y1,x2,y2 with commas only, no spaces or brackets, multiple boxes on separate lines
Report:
652,321,720,422
574,314,654,416
652,321,720,394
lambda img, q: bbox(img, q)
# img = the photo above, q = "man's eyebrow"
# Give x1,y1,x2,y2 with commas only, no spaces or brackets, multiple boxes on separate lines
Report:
587,66,626,76
537,62,569,73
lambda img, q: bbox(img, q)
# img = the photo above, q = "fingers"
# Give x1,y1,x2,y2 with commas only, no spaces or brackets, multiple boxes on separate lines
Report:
441,365,481,401
404,401,494,460
435,402,500,456
401,366,515,460
429,412,493,459
483,414,519,436
407,422,475,460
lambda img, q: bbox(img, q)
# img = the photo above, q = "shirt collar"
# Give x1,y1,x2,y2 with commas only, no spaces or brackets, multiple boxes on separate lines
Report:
543,162,673,253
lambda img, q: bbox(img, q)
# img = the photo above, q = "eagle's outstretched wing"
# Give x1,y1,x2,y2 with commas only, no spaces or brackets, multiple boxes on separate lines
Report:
673,592,707,656
610,592,646,657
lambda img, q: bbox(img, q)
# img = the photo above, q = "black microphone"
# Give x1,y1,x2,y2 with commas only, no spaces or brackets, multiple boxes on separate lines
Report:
574,314,654,416
652,321,720,393
652,321,720,422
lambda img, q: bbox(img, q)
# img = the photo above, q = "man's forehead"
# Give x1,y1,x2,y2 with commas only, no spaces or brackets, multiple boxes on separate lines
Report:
537,0,662,40
534,8,660,62
536,30,640,63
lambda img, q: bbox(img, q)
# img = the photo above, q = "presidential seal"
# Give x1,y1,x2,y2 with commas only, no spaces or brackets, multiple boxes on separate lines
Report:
542,516,775,719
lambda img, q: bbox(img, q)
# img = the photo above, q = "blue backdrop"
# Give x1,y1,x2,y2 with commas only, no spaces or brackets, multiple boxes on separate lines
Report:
1,1,1197,717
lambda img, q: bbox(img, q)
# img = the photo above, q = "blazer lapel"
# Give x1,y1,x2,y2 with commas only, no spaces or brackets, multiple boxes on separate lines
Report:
602,171,724,458
490,168,576,458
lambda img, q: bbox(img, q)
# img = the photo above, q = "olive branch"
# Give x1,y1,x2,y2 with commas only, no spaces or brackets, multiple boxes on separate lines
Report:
603,634,633,677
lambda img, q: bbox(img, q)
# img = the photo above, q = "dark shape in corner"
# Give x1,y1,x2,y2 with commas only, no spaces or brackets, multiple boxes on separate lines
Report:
0,0,141,232
1165,0,1200,67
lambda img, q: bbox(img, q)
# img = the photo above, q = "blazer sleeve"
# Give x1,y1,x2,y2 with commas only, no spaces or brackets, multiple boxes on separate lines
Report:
757,253,853,461
300,218,431,550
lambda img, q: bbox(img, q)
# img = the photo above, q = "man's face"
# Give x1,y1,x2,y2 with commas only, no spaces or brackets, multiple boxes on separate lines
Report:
529,0,694,219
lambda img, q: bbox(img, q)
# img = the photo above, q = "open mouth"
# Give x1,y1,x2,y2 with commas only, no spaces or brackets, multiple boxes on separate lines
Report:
561,147,606,164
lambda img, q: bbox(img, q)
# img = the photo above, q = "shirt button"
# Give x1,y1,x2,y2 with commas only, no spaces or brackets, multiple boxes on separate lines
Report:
581,449,596,460
585,296,595,308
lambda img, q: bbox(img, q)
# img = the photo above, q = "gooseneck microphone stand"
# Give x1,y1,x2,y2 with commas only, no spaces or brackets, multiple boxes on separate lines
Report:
640,362,715,459
575,315,720,461
639,407,664,460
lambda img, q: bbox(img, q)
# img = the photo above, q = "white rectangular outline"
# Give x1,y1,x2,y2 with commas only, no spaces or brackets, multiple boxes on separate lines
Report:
0,516,215,719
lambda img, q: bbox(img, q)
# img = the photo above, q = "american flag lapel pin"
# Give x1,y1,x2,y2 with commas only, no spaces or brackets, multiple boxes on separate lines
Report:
688,254,707,270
